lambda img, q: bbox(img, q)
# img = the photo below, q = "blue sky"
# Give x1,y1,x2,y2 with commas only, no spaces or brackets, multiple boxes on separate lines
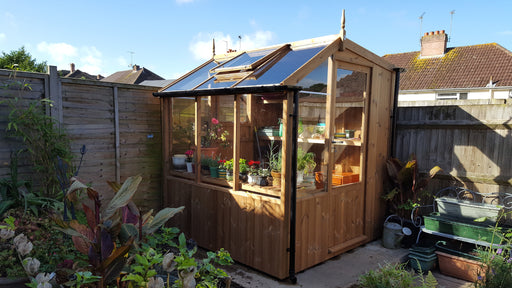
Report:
2,1,511,80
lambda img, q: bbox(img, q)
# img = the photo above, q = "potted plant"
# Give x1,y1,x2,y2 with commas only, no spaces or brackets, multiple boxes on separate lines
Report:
223,159,234,180
297,147,316,185
209,157,220,178
217,160,227,179
258,168,271,186
247,161,261,184
239,159,249,182
185,150,194,173
201,117,230,157
267,141,282,187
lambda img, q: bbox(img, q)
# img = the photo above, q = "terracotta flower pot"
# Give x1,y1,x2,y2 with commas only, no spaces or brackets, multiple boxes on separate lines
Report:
271,171,281,187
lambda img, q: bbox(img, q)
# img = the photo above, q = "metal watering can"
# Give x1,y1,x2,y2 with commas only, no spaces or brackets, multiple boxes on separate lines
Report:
382,215,412,249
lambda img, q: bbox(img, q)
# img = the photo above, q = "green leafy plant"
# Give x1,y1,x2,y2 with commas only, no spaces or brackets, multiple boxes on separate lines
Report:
123,246,163,287
297,147,316,175
358,262,437,288
239,158,248,174
64,271,102,288
384,154,442,218
474,213,512,288
0,150,31,217
3,95,73,198
173,232,233,288
267,140,282,173
55,175,184,286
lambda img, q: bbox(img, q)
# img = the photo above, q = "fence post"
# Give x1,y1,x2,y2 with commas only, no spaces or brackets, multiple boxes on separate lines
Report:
47,65,63,125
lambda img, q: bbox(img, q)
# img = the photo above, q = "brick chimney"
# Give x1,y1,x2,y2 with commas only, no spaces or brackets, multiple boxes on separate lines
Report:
132,64,140,71
420,30,448,57
70,63,76,72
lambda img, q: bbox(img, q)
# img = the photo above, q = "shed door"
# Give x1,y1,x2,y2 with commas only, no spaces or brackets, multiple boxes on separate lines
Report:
327,62,370,253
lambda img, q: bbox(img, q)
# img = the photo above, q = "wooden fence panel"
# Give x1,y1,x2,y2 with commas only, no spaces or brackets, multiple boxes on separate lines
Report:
395,101,512,194
0,68,161,211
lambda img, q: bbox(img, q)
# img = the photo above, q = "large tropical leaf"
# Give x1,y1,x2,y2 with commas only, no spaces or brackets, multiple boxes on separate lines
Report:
119,223,139,244
66,177,89,198
82,203,97,229
101,229,114,261
102,175,142,220
143,206,185,235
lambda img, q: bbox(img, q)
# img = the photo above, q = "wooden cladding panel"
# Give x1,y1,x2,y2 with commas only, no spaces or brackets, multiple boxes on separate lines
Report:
295,193,330,272
164,178,289,279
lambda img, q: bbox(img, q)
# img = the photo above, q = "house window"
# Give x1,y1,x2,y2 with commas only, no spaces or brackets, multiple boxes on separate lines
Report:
436,93,458,100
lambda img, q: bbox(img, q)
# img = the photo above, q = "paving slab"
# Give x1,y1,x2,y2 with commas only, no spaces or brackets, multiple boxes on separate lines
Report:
223,240,474,288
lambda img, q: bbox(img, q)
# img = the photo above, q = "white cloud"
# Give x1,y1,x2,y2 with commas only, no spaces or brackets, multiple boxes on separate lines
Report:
0,33,6,42
36,41,103,75
499,30,512,35
37,41,77,63
79,47,102,75
189,30,275,61
176,0,194,3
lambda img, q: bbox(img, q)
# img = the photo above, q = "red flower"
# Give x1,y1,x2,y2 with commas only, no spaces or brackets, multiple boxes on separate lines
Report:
211,118,219,125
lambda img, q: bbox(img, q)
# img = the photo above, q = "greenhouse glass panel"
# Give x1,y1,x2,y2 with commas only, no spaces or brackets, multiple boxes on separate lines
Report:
237,45,326,87
163,60,217,92
195,78,237,90
212,47,278,72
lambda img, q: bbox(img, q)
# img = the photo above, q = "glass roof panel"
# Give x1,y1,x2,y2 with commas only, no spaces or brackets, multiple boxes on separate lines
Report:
212,47,278,72
236,45,326,87
195,78,237,90
163,60,217,92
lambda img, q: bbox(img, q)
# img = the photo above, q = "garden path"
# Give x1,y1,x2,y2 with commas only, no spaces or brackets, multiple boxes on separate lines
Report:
221,240,473,288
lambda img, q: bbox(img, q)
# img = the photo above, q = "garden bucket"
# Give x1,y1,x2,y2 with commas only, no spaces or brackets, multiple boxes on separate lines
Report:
382,215,411,249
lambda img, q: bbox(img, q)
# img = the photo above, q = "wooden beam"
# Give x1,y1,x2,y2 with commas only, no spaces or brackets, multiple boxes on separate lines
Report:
343,39,396,71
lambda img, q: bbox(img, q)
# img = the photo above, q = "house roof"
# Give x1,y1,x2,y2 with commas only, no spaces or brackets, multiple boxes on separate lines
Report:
101,65,164,85
383,43,512,90
139,79,175,87
60,69,103,80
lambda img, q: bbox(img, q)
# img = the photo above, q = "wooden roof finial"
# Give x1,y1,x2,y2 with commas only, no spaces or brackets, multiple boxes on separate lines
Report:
340,9,346,40
212,38,216,57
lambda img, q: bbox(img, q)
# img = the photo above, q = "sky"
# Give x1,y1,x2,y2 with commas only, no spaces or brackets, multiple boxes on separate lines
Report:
2,1,512,80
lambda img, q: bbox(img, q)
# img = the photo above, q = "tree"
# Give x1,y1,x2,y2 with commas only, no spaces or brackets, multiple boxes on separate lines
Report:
0,46,47,73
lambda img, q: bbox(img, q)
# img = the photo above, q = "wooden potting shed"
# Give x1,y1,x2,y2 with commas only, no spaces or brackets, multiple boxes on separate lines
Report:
154,21,397,280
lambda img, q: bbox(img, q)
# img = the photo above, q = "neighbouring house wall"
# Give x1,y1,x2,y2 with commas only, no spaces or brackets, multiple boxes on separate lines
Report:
0,67,162,211
394,100,512,196
399,88,512,101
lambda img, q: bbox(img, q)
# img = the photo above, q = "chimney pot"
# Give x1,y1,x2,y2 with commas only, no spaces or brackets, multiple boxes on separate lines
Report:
424,32,428,36
70,63,75,72
133,65,140,71
421,29,448,57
